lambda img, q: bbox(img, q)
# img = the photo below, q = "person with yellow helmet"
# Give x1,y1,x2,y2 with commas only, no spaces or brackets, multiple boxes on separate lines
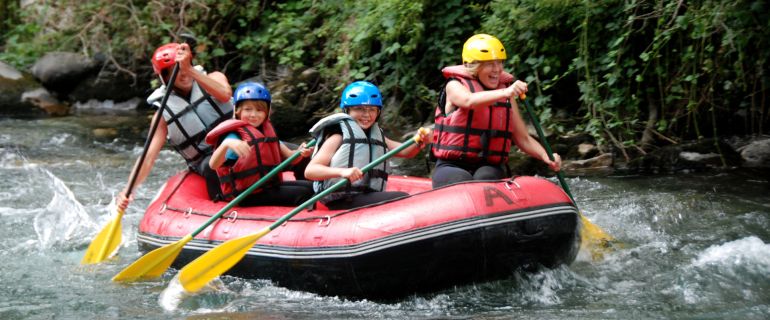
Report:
430,34,561,188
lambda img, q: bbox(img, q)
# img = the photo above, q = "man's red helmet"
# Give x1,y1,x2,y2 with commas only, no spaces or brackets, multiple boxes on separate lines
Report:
151,43,179,75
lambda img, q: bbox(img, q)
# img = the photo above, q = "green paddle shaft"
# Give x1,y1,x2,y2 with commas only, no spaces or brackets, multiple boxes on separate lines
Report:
519,95,577,205
265,136,418,231
188,139,316,236
177,133,424,292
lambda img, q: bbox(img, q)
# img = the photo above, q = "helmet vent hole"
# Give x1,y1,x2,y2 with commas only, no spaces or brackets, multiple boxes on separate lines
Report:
371,95,378,98
350,94,358,98
481,49,489,53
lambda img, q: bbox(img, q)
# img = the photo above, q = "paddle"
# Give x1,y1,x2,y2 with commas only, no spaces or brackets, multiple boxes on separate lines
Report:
176,128,428,293
112,139,317,282
81,63,180,265
518,94,614,253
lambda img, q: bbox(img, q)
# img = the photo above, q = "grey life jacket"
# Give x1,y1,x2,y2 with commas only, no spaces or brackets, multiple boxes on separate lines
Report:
147,71,233,169
309,113,388,204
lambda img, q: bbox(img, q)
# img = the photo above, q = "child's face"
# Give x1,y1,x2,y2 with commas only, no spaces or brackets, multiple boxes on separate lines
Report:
476,60,504,88
236,100,269,127
347,106,380,130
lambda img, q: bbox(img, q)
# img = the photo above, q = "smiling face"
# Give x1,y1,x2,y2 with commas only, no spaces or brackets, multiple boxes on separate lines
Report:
346,106,380,130
475,60,504,89
161,67,194,94
236,100,269,128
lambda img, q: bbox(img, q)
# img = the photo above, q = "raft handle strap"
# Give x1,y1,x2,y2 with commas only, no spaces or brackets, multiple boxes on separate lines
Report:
227,211,238,223
318,215,331,227
504,178,521,190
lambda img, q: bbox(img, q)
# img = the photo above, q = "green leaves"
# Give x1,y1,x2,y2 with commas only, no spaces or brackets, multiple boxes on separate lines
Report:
2,0,767,144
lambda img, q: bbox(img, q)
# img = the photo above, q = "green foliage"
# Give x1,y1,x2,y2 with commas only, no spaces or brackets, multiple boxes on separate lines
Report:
2,0,768,151
482,0,770,158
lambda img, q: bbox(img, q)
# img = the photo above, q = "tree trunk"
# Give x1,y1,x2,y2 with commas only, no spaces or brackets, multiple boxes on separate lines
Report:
641,95,658,149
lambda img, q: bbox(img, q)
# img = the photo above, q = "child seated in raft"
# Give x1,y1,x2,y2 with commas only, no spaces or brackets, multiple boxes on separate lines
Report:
206,82,314,206
305,81,431,210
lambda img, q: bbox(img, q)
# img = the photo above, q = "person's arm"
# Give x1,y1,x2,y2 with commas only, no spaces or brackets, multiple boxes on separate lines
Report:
176,43,232,103
209,135,249,170
116,112,167,210
279,142,313,165
445,79,528,113
509,102,561,171
384,128,432,158
304,134,363,182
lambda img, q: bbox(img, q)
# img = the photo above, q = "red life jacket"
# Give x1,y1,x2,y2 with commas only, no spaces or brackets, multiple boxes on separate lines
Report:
205,119,283,200
431,65,515,165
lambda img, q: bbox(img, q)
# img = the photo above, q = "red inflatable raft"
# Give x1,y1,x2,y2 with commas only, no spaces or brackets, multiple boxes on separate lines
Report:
137,171,580,299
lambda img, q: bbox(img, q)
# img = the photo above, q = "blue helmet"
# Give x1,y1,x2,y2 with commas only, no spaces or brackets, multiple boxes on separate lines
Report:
234,82,271,106
340,81,382,109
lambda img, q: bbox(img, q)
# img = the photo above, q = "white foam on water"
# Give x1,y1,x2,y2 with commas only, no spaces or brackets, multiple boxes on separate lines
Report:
159,274,187,312
159,273,231,313
692,236,770,271
511,268,567,306
32,166,99,251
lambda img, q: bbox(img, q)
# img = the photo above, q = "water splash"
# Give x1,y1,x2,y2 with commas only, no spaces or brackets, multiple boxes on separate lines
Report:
673,236,770,305
159,273,231,312
511,268,569,305
692,236,770,271
32,165,98,251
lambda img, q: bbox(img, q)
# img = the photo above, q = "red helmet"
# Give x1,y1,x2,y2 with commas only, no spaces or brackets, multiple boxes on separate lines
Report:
151,43,179,75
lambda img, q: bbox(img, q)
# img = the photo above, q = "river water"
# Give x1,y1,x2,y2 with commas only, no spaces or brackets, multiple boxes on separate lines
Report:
1,114,768,319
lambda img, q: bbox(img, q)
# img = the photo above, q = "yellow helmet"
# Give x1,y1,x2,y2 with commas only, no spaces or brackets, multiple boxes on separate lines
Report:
462,34,507,63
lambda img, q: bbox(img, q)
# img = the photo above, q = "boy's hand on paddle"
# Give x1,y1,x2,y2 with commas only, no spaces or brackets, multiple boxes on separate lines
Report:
298,142,314,158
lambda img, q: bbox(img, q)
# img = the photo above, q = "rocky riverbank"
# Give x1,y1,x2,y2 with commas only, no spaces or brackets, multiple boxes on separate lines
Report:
2,52,769,175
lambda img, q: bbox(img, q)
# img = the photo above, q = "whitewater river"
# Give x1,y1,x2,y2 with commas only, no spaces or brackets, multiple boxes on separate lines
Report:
1,114,768,319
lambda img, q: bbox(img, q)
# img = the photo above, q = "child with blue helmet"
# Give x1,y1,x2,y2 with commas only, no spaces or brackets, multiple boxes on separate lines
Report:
206,81,314,206
305,81,431,210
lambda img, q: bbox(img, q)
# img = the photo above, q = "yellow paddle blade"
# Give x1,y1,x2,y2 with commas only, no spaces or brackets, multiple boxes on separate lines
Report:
112,234,193,282
579,212,615,260
81,209,124,265
179,227,271,293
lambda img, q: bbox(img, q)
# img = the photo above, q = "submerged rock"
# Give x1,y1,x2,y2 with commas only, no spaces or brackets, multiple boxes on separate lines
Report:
625,138,742,173
0,61,46,117
739,137,770,168
21,88,69,116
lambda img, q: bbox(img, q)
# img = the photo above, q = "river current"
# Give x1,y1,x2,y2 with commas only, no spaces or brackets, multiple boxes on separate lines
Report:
1,114,768,319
